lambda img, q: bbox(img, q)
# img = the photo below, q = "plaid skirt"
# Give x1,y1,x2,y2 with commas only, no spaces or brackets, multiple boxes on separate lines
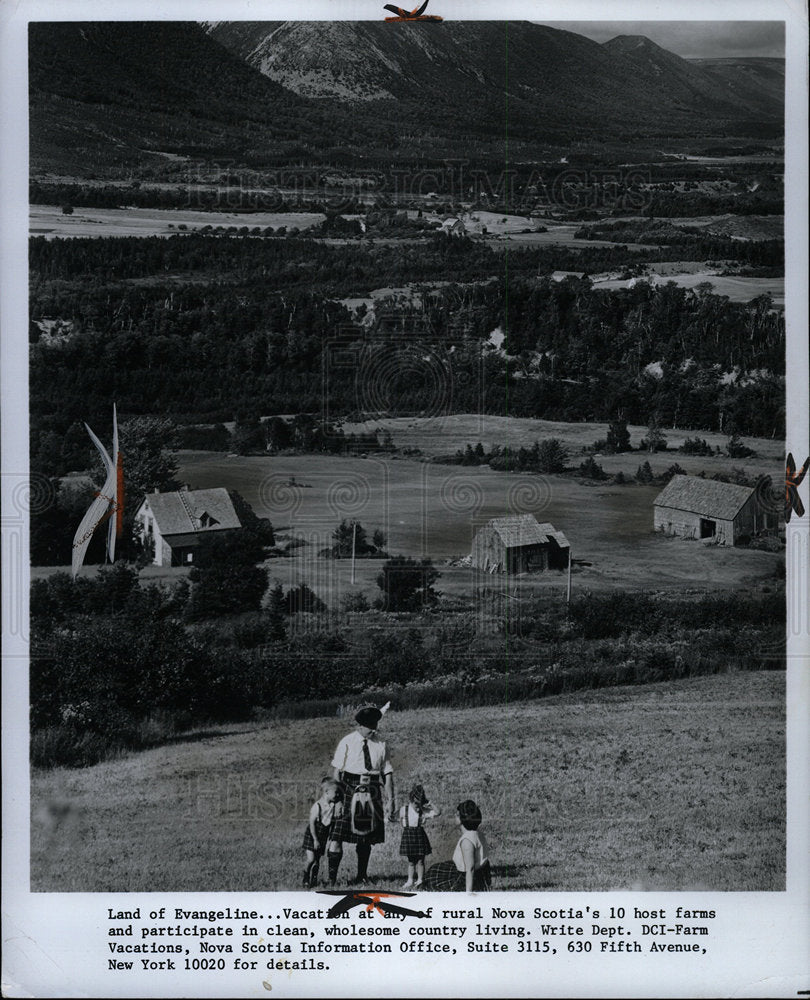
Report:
423,859,491,892
330,776,385,845
399,825,432,858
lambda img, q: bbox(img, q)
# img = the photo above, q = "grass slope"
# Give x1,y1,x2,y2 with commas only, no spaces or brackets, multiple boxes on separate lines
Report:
31,671,784,892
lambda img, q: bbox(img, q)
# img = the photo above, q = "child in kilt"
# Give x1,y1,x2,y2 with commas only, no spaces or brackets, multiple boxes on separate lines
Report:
399,783,440,889
423,799,491,893
302,778,343,889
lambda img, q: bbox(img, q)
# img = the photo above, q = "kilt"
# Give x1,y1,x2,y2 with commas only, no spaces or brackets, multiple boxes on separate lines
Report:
423,859,491,892
330,774,385,845
399,825,432,858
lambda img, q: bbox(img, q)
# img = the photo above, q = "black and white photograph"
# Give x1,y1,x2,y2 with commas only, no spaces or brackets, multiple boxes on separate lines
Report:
2,0,808,995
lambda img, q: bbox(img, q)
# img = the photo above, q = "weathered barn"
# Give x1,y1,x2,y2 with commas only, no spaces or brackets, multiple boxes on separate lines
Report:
653,475,770,545
134,487,242,566
471,514,570,573
440,217,466,237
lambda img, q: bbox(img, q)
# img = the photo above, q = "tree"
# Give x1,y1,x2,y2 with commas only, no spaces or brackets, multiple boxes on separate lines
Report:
642,414,667,453
228,490,274,546
375,556,441,612
605,419,632,454
266,581,287,639
372,528,387,552
331,519,368,557
636,461,654,483
231,413,264,455
537,438,568,473
186,529,268,619
264,416,292,453
118,416,179,500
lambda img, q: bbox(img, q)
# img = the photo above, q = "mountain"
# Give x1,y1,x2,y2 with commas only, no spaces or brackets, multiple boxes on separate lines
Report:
29,22,333,175
29,22,784,178
603,36,784,120
687,57,785,113
208,21,783,135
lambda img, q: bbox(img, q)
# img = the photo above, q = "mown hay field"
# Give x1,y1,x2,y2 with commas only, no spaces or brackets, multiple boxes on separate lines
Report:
169,449,782,600
31,671,784,893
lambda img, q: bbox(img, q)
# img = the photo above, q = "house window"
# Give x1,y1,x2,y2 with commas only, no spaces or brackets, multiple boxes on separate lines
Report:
186,552,193,563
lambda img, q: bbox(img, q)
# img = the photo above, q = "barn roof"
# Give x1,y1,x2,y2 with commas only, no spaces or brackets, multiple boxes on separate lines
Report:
653,475,755,520
487,514,569,549
140,488,241,536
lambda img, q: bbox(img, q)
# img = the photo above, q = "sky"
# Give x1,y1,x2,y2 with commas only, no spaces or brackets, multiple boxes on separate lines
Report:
538,21,785,59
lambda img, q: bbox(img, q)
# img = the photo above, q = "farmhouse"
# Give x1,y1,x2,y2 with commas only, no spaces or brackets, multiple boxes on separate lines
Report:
471,514,570,574
439,217,466,237
134,487,242,566
653,475,770,545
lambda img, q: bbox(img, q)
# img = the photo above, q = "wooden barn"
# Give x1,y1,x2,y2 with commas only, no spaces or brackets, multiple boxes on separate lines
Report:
134,487,242,566
653,475,770,546
471,514,570,574
439,217,466,237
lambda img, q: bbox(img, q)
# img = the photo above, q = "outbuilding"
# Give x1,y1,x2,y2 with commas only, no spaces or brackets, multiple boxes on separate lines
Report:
471,514,570,573
439,217,466,237
653,474,768,545
134,487,242,566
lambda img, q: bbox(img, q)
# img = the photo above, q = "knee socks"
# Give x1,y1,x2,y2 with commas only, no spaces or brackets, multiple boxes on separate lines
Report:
356,844,371,881
327,852,341,885
305,858,320,888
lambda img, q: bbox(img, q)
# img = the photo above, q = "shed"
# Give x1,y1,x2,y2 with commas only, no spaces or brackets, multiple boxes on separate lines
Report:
471,514,570,573
653,475,769,545
439,217,466,237
134,487,242,566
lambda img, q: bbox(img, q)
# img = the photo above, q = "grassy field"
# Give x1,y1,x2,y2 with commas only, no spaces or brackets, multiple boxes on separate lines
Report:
30,670,785,892
29,205,326,239
166,444,782,599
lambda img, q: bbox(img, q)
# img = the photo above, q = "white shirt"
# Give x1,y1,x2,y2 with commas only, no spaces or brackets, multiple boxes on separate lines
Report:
399,802,438,827
331,730,393,776
453,830,489,872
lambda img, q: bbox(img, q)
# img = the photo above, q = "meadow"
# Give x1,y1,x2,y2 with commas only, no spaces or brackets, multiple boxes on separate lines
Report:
30,670,785,892
164,437,783,602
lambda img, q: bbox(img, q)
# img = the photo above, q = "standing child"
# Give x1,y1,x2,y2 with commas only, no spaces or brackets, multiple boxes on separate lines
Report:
399,783,440,889
302,778,343,889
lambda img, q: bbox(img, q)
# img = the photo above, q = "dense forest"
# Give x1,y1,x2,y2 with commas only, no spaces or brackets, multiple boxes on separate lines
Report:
30,233,784,477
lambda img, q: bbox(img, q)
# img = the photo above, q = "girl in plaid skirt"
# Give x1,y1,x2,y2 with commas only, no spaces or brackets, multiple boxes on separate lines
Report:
423,799,491,893
399,783,440,889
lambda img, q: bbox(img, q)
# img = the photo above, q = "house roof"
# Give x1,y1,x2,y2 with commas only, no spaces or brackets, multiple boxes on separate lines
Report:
440,217,464,230
654,475,755,520
139,488,241,536
486,514,569,549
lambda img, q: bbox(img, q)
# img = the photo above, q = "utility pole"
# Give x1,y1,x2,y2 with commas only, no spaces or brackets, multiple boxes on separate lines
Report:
566,549,572,605
351,520,357,585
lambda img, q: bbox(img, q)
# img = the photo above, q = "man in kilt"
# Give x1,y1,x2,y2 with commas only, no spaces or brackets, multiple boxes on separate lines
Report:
326,704,395,886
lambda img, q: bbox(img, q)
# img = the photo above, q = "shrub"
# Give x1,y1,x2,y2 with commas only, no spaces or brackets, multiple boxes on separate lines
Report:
375,556,441,612
727,434,756,458
285,584,327,615
661,463,687,483
579,456,607,480
636,460,654,483
341,592,371,612
680,436,713,456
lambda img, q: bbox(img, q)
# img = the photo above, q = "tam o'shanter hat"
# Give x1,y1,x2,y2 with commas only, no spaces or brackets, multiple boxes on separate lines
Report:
354,701,390,728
